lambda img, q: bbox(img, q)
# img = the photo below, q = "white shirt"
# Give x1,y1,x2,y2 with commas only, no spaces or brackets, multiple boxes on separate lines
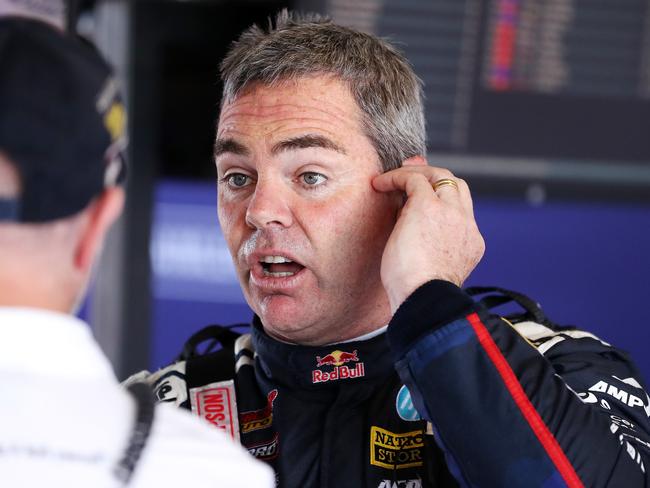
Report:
0,307,275,488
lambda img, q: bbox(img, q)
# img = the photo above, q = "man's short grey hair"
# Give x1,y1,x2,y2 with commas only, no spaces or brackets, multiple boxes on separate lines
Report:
220,10,426,171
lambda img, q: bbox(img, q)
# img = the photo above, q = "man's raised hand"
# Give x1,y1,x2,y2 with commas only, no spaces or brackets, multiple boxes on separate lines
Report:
372,161,485,313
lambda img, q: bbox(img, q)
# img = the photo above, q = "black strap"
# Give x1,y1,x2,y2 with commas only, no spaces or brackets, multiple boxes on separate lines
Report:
113,382,156,485
173,324,244,390
176,324,243,362
465,285,551,326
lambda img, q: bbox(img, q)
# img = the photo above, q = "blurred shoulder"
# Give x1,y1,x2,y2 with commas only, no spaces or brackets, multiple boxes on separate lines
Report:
133,402,274,487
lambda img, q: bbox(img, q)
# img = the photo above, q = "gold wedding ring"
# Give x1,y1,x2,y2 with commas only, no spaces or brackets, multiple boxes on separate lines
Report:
432,178,458,192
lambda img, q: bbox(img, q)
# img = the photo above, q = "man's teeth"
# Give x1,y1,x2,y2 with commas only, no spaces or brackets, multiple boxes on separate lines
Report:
262,270,295,277
260,256,293,264
260,255,297,277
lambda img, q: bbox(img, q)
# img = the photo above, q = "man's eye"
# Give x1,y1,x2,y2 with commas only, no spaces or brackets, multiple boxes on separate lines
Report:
301,172,327,186
225,173,251,188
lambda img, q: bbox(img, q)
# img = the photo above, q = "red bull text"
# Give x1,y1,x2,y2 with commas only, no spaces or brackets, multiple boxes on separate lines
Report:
312,349,365,384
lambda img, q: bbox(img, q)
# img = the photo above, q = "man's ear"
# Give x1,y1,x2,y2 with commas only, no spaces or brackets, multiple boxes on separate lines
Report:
401,155,428,167
74,187,125,272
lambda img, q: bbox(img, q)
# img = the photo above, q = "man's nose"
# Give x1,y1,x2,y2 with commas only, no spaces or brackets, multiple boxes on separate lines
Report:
245,179,293,229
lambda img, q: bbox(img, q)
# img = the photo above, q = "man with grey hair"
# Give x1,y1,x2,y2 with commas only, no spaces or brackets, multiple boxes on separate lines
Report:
137,11,650,487
0,15,275,487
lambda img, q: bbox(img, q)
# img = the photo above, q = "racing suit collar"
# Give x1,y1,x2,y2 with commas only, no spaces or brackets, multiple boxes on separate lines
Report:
251,316,396,389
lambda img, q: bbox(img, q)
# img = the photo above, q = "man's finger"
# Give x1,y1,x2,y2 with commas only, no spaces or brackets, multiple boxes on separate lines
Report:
373,165,452,191
372,169,435,199
455,178,475,213
376,167,468,208
390,164,455,181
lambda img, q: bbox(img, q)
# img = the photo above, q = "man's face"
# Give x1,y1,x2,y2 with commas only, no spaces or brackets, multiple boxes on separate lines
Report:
215,76,399,345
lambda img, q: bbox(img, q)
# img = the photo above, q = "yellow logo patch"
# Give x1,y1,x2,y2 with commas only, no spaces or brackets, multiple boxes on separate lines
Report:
370,426,424,470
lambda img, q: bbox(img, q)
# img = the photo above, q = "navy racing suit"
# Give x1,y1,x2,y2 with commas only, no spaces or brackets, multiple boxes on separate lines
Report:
131,282,650,487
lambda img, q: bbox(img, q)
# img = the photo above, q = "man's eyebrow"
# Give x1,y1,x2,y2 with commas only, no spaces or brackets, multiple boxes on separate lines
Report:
214,138,250,158
271,134,346,155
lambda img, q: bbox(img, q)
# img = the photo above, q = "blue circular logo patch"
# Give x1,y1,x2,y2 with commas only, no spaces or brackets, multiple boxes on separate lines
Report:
396,385,421,421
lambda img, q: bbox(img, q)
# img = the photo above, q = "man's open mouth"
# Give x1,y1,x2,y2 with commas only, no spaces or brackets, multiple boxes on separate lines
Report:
259,255,305,278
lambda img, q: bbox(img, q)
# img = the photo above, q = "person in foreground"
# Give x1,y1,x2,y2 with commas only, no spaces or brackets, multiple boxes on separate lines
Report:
0,16,274,487
131,11,650,487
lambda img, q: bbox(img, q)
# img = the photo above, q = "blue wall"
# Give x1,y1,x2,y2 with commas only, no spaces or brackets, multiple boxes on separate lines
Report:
469,198,650,381
150,181,650,383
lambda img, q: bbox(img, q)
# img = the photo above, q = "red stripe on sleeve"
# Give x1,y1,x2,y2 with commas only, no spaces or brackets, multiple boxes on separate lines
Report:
466,312,584,488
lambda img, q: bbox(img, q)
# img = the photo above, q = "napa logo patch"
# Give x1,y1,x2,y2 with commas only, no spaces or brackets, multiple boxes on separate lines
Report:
396,385,421,421
370,426,424,470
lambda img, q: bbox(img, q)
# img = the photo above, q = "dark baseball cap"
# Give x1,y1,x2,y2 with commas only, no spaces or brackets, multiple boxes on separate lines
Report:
0,16,127,223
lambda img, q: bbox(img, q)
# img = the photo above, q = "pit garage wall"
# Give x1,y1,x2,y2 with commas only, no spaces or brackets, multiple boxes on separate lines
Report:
149,180,650,383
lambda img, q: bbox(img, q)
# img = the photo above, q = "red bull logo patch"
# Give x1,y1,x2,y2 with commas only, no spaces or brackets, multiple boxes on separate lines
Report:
312,349,365,384
316,349,359,367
